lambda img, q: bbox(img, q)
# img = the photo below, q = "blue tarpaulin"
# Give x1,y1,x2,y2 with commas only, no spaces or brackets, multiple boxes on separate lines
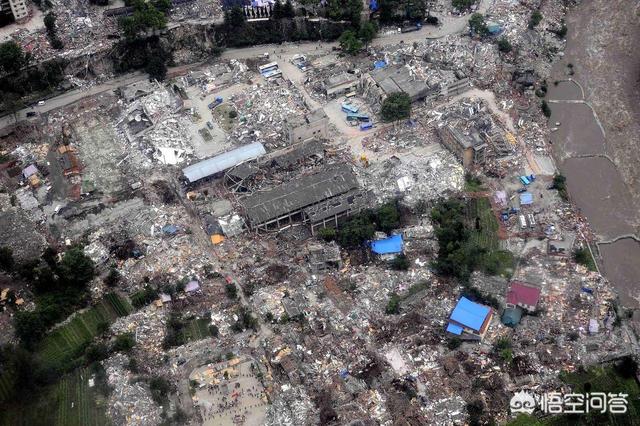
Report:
369,0,378,11
370,234,403,254
449,297,491,332
374,60,386,69
519,192,533,205
581,287,594,295
162,225,178,235
446,323,463,335
519,176,530,185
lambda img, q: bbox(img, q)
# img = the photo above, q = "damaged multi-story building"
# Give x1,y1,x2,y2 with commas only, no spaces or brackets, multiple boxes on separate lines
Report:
436,124,487,169
240,164,371,233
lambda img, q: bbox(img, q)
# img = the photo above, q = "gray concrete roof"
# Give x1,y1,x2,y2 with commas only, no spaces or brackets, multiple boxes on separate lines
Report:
241,164,358,226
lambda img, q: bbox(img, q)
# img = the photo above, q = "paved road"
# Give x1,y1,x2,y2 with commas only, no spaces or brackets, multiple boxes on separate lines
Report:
0,0,492,131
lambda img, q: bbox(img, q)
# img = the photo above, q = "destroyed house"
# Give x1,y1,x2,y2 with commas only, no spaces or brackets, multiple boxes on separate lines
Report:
285,109,328,144
240,165,363,231
325,72,359,98
446,297,493,341
269,139,324,169
436,125,487,169
304,188,372,235
182,143,266,183
362,66,433,105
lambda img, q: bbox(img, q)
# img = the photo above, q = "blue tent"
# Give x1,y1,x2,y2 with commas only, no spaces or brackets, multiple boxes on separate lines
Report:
374,60,387,69
449,297,491,332
519,192,533,205
370,234,403,255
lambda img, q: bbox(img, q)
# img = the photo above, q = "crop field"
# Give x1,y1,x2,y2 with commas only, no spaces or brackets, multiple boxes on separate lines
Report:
466,197,500,252
0,372,14,403
38,293,132,370
183,317,212,342
1,369,109,426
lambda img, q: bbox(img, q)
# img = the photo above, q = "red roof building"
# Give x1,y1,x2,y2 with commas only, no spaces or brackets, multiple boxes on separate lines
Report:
506,281,541,312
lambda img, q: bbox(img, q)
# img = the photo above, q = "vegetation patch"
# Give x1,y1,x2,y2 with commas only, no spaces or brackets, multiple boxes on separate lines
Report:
38,293,132,371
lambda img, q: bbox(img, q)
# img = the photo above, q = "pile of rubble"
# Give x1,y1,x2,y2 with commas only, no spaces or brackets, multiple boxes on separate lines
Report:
104,354,163,426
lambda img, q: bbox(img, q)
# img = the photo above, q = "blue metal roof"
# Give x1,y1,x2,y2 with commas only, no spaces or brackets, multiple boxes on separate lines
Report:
182,143,266,183
370,234,403,254
520,192,533,205
446,323,463,335
450,297,491,332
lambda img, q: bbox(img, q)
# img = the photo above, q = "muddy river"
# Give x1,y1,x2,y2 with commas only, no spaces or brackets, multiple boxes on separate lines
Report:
547,3,640,310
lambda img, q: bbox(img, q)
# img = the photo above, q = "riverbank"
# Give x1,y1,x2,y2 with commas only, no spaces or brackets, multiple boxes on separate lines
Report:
547,0,640,312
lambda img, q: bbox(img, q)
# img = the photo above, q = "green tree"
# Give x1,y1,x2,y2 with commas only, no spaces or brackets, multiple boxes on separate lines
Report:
326,0,362,26
224,6,246,28
468,13,488,36
338,214,375,248
153,0,172,13
497,37,512,53
145,55,167,81
358,21,377,47
380,92,411,122
0,246,14,271
0,91,24,123
272,0,283,19
339,30,362,55
225,283,238,299
44,12,56,35
385,292,400,314
283,0,295,17
390,254,409,270
113,333,135,352
13,311,45,348
58,247,95,289
528,10,542,29
104,268,120,287
452,0,474,11
376,202,400,233
0,41,27,74
541,100,551,118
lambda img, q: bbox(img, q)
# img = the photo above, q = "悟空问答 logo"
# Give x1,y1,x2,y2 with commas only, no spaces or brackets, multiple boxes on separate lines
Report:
510,390,537,414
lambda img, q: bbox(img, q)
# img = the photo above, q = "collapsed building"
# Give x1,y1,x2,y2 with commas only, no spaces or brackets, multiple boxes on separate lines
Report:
361,66,435,107
240,164,371,233
324,72,359,98
284,109,328,144
436,124,487,169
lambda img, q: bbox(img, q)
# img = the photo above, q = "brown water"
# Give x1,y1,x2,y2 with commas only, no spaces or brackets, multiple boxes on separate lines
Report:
547,6,640,310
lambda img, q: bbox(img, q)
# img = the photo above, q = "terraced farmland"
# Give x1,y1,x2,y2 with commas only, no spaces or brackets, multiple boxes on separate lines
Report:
466,197,500,251
0,368,109,426
38,293,132,370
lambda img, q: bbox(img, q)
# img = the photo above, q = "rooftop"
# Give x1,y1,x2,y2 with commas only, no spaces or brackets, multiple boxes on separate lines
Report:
506,281,541,307
241,164,359,226
182,143,266,183
449,297,492,332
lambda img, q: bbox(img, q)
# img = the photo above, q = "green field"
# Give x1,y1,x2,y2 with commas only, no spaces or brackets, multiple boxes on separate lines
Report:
508,366,640,426
38,293,132,370
1,368,110,426
0,372,14,403
466,197,500,251
183,318,212,342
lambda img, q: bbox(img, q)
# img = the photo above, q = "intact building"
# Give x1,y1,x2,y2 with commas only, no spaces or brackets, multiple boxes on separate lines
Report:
436,125,487,169
0,0,29,25
285,109,328,144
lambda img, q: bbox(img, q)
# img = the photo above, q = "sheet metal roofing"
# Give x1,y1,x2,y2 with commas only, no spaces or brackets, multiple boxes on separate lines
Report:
241,164,358,226
506,281,541,307
182,143,266,183
370,234,403,255
449,297,491,332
